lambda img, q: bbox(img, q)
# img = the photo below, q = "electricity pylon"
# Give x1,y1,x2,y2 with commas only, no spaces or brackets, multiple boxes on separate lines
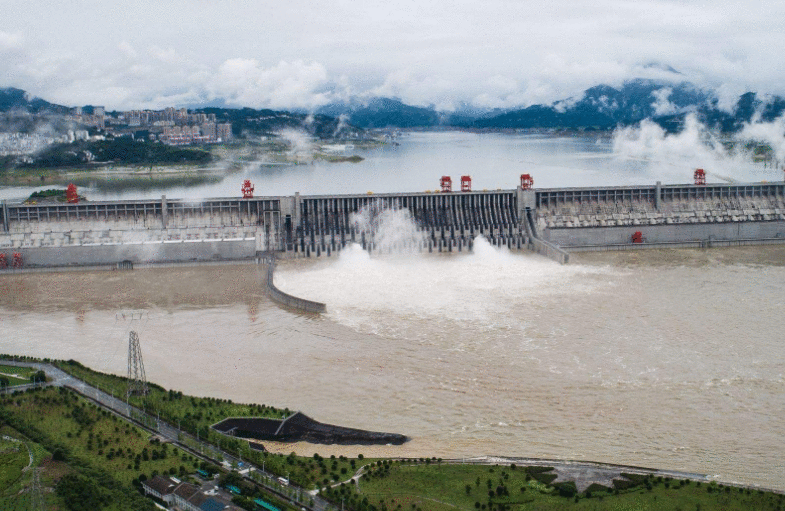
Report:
127,331,149,397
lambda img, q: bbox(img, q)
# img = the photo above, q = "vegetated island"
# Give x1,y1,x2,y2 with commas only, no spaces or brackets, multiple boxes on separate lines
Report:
1,355,783,511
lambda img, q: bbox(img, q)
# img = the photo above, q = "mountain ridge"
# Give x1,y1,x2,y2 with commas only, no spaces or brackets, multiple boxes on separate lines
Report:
4,81,785,135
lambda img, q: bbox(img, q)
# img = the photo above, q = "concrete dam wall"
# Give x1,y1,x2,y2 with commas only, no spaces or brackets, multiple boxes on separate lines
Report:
291,190,526,257
263,255,326,313
0,197,281,267
0,189,528,267
534,183,785,250
1,181,784,268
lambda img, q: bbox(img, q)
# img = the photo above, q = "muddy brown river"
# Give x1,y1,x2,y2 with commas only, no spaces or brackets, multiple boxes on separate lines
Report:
1,243,784,489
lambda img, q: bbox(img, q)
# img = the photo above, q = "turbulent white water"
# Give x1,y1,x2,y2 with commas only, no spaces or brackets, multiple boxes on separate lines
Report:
276,238,617,337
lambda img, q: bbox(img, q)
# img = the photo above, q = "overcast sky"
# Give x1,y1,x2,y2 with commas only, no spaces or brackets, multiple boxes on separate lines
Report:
2,1,784,111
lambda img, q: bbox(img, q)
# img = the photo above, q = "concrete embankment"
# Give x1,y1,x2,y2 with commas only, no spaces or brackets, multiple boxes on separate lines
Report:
263,255,326,313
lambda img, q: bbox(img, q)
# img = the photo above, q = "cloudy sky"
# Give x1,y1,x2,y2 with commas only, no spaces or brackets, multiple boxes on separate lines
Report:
1,0,784,111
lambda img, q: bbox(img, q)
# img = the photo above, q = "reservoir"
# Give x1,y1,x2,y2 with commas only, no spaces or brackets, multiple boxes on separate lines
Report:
1,131,783,489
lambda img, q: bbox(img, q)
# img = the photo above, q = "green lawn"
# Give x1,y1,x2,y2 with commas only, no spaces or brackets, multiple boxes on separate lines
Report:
54,359,288,432
0,437,30,497
0,364,36,387
52,359,371,488
0,364,36,378
1,386,198,487
321,461,785,511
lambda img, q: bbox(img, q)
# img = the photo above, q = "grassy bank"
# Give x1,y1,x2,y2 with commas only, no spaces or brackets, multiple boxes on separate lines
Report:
0,363,36,387
52,359,367,489
327,461,784,511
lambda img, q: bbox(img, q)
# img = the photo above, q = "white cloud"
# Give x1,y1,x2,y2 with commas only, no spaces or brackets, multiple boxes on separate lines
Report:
370,70,455,109
118,41,138,59
651,88,677,116
737,115,785,163
147,46,181,64
207,59,332,110
0,30,22,51
3,1,785,110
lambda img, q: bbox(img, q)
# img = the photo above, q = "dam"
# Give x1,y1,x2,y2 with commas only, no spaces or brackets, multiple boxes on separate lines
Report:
1,178,785,268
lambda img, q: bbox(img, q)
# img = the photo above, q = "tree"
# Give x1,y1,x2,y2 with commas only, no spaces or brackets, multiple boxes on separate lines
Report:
30,370,46,384
56,473,109,511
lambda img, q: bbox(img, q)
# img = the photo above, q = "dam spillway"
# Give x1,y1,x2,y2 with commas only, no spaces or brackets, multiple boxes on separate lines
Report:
1,181,784,268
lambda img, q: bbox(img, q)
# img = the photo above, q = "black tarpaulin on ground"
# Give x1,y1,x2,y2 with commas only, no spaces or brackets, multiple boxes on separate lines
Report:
212,412,408,445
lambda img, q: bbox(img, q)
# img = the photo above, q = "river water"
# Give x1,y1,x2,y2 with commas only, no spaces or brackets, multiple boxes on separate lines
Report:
1,131,784,489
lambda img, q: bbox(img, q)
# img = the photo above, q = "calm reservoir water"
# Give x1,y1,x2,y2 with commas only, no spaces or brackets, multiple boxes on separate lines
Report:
1,129,778,201
1,132,783,489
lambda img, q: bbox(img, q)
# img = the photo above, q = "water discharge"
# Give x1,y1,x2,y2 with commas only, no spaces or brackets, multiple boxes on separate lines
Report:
276,237,615,338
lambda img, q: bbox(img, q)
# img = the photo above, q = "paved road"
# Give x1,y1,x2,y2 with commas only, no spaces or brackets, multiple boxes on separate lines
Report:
1,360,335,511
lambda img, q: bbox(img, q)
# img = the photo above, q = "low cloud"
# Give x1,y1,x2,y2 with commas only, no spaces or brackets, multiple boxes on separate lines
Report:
738,115,785,163
0,30,22,51
207,58,332,110
118,41,138,59
651,88,677,116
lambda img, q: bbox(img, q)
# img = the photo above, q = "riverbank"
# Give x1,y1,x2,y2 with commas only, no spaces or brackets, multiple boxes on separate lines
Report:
2,357,782,511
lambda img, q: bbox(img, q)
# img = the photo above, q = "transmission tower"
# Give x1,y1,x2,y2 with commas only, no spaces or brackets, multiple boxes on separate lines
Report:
127,331,149,397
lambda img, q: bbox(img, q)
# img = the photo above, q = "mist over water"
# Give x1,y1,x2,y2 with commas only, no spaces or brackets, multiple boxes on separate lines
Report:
612,113,785,183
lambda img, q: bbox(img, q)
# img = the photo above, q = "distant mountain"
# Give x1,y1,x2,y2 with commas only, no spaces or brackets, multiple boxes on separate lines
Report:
6,82,785,138
0,87,70,114
317,97,441,128
690,92,785,133
318,79,785,135
473,79,711,131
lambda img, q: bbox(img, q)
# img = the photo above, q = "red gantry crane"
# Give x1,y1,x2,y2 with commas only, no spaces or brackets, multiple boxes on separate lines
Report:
242,180,255,199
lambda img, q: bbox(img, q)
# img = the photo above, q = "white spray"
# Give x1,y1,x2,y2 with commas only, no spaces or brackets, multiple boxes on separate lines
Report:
278,128,315,162
275,208,615,338
350,201,426,255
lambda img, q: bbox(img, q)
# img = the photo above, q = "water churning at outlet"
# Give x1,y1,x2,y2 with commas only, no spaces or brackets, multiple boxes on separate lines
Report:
275,208,616,337
349,201,427,255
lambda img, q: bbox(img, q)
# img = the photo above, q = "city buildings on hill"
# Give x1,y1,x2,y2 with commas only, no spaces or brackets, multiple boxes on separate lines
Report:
70,105,232,146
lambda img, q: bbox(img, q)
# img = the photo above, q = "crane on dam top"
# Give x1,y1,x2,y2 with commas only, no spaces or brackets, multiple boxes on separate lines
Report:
242,179,255,199
66,184,79,203
440,176,452,192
